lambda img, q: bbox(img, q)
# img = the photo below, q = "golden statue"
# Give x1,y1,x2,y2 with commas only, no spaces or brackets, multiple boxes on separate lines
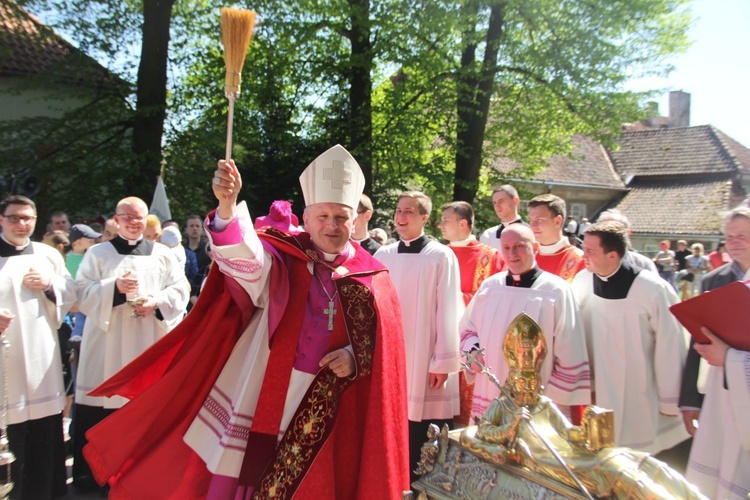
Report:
456,313,706,500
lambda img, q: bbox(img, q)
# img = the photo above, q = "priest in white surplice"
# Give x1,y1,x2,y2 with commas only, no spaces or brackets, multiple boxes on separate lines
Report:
72,196,189,491
460,224,591,424
0,195,76,499
572,220,689,455
680,206,750,499
374,191,463,481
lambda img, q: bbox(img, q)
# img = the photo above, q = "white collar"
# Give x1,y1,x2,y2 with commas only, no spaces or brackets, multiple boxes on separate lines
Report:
596,262,622,282
538,237,570,255
401,232,425,246
1,234,30,250
449,235,476,247
320,242,353,262
500,215,522,225
119,234,143,246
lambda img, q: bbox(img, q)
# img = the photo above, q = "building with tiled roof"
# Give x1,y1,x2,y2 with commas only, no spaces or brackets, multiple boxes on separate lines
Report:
606,123,749,253
1,0,130,205
486,91,749,255
610,126,743,178
489,134,629,222
0,0,122,121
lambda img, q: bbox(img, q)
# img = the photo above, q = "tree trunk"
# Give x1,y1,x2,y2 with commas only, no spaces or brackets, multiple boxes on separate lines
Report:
132,0,175,201
453,2,505,203
347,0,373,195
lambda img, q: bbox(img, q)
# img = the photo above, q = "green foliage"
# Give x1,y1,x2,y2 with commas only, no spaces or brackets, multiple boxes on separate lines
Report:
4,0,691,233
0,78,134,222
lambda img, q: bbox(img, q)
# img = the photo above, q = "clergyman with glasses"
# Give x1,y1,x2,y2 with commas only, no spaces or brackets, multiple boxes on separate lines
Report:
0,195,77,499
71,196,189,493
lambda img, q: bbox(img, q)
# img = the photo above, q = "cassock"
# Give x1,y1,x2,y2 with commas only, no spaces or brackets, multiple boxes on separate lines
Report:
686,347,750,499
572,263,689,454
75,235,189,409
478,216,525,251
536,237,585,283
447,237,505,306
82,202,409,500
0,237,76,499
375,235,463,422
459,266,591,419
0,238,76,423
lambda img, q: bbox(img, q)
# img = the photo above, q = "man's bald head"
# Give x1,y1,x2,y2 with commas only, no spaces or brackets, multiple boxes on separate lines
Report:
114,197,148,240
500,224,538,275
116,197,148,213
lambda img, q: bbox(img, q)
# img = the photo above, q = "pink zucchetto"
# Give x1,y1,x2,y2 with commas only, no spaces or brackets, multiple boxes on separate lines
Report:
254,200,301,234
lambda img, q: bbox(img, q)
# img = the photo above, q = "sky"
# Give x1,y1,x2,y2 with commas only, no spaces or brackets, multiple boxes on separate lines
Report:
627,0,750,147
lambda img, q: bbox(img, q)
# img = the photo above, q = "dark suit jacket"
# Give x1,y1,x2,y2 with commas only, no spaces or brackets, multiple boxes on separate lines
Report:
678,263,739,409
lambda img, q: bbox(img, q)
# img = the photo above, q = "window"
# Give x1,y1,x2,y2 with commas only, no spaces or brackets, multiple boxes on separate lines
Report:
644,244,659,258
569,203,586,219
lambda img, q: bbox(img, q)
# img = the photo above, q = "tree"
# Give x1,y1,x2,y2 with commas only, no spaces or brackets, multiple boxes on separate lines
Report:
131,0,176,201
8,0,690,228
0,0,136,223
376,0,691,209
15,0,201,205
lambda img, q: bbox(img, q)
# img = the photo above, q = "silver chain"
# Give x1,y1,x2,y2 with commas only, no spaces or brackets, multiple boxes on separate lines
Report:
314,268,339,303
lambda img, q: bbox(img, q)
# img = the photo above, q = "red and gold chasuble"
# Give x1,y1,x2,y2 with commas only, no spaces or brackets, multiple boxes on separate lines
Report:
537,245,586,283
83,229,409,500
448,240,505,306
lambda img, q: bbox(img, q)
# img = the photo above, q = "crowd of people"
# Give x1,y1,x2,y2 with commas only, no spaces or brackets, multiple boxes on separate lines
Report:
0,197,211,498
1,144,748,499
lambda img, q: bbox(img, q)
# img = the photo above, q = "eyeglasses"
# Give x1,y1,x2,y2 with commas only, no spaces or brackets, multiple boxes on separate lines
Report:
2,215,37,224
116,214,146,222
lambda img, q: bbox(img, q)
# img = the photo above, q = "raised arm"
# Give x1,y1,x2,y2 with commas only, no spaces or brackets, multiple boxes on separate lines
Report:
213,159,243,221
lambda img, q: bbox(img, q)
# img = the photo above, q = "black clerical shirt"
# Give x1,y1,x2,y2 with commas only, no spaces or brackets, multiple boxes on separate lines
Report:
505,266,543,288
397,235,429,254
592,261,640,300
0,237,33,257
494,217,526,239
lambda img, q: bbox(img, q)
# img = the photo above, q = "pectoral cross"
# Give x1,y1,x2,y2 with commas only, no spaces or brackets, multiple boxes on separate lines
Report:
324,300,337,331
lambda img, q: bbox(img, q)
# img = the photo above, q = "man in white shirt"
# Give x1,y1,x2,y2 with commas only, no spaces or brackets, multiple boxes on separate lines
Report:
680,206,750,499
460,224,591,423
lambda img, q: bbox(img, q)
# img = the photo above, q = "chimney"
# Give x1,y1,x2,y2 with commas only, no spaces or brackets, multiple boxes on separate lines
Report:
668,90,690,128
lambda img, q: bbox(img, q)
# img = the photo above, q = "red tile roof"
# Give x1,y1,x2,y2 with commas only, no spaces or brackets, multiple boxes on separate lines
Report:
0,0,112,84
610,179,737,236
490,134,626,189
609,125,748,178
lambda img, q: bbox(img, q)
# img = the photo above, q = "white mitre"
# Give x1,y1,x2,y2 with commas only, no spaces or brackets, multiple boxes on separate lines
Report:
299,144,365,209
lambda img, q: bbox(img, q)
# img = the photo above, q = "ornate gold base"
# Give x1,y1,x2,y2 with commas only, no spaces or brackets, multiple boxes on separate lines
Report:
411,428,587,500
